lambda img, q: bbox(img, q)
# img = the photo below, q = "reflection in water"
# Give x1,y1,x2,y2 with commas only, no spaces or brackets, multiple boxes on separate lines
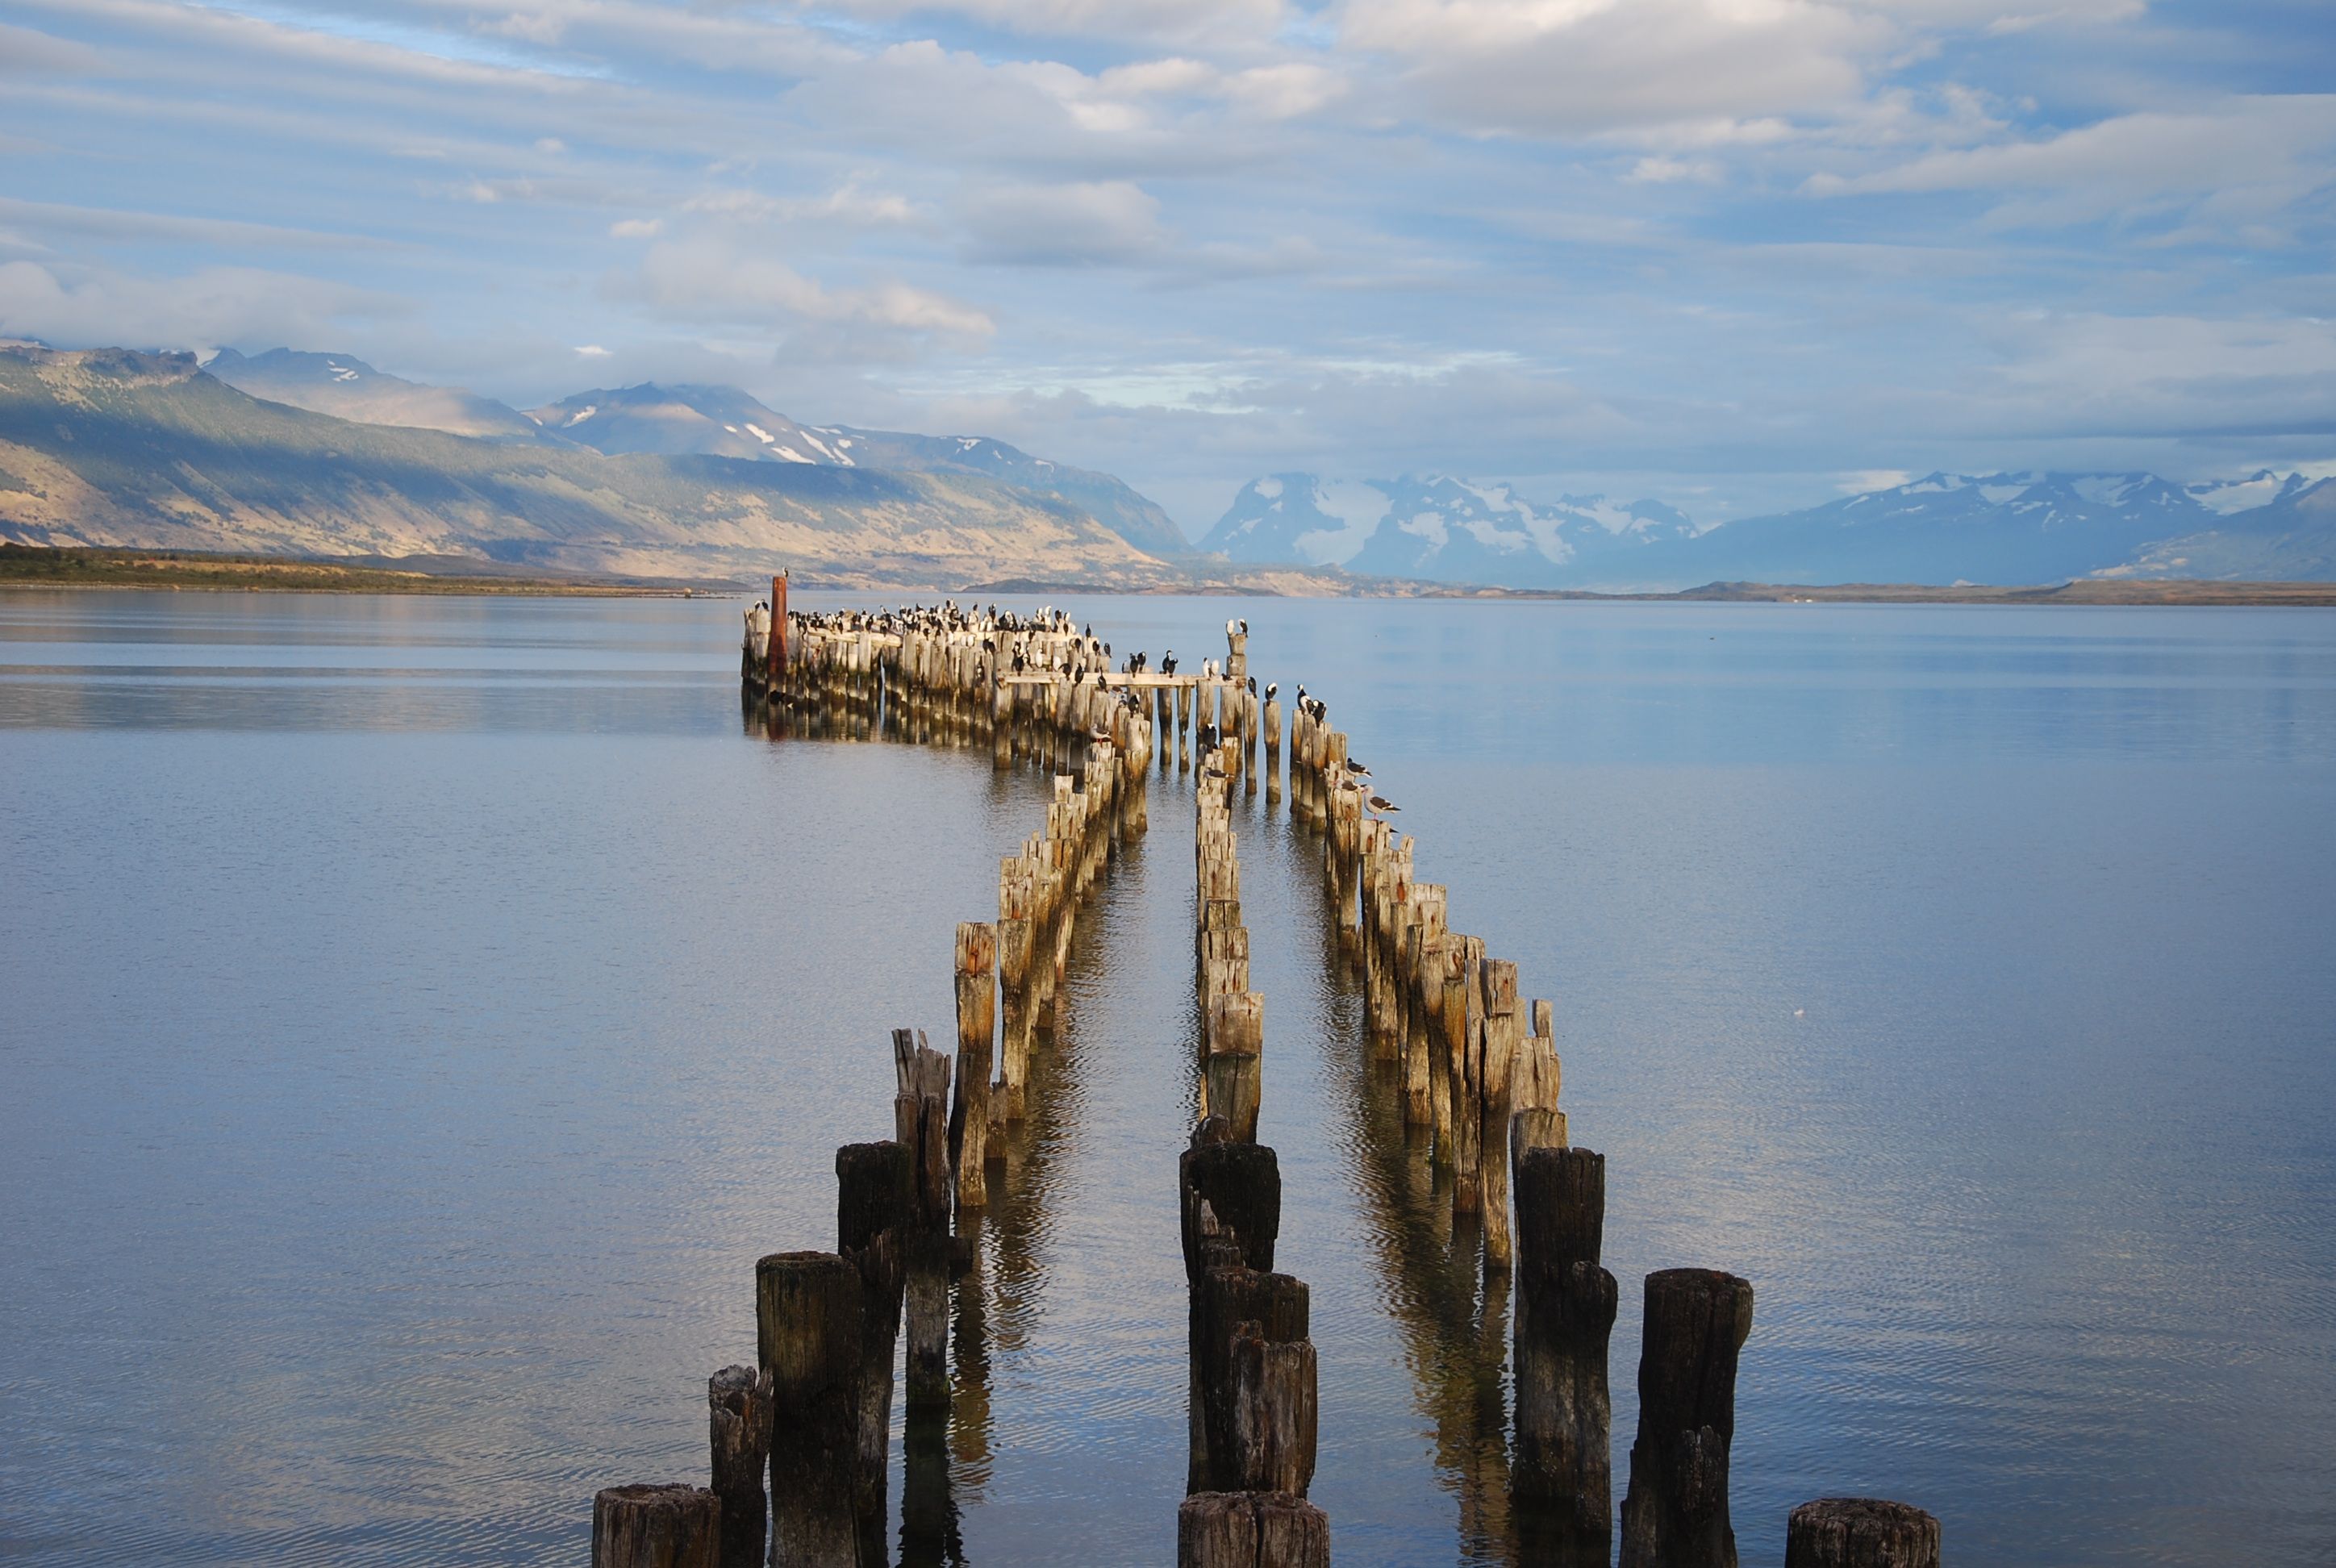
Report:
9,594,2336,1568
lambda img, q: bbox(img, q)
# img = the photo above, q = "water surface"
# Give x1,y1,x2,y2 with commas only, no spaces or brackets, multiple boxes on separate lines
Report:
3,590,2332,1566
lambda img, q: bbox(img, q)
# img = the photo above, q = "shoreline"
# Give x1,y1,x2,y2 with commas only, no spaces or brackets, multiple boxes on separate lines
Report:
6,545,2333,606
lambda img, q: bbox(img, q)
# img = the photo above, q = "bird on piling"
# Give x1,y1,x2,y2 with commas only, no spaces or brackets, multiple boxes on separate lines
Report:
1264,682,1278,702
1367,795,1400,815
1246,676,1258,696
1345,757,1370,778
1162,651,1178,677
1226,617,1239,637
1239,618,1249,635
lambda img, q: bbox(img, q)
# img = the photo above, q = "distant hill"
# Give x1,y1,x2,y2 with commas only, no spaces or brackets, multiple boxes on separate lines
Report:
0,345,1174,590
1203,468,2336,587
535,382,1189,556
206,348,547,442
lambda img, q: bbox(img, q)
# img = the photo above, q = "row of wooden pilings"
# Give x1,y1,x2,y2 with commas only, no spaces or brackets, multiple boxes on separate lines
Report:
594,605,1150,1566
1181,732,1329,1566
603,603,1944,1568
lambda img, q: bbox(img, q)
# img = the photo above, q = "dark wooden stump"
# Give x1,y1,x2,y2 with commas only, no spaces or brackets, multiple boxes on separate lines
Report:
895,1029,954,1412
1618,1268,1756,1568
1192,1266,1314,1496
707,1366,771,1568
1785,1499,1941,1568
1180,1139,1281,1283
593,1483,720,1568
836,1141,912,1559
1512,1147,1617,1556
1178,1491,1331,1568
757,1252,860,1568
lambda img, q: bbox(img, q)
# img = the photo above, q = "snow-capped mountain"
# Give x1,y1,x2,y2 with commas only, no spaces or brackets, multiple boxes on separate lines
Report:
206,348,546,440
1203,467,2332,588
528,383,858,465
1201,473,1695,585
533,383,1187,556
1635,471,2225,588
2107,476,2336,581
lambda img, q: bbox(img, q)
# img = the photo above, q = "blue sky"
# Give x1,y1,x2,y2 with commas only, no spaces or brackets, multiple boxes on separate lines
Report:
1,0,2330,535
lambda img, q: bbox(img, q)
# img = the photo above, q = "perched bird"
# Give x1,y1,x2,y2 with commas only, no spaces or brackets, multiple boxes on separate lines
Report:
1264,682,1278,702
1345,757,1370,777
1238,618,1249,635
1367,795,1400,814
1246,676,1257,696
1162,651,1178,676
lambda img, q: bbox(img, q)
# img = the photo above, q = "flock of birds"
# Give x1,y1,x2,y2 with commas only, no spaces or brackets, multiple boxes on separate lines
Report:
788,602,1400,818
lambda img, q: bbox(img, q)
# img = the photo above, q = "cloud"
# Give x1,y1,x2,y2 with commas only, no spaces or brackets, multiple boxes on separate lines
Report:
958,181,1166,266
800,0,1287,44
1339,0,1896,138
0,19,100,73
619,236,995,339
0,198,390,252
1806,96,2336,236
0,258,407,351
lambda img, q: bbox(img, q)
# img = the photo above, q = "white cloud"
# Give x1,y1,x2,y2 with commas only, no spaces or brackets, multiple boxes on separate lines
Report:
1807,97,2336,220
609,217,661,238
621,236,995,338
1339,0,1896,137
574,342,610,355
0,258,406,350
959,181,1165,266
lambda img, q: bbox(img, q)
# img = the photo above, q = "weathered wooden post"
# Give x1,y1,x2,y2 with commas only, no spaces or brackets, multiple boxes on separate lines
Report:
1204,991,1266,1143
1479,958,1520,1269
894,1029,954,1411
756,1252,861,1567
594,1483,721,1568
1193,1265,1315,1496
1180,1137,1281,1278
1262,696,1283,801
950,922,996,1207
1177,1492,1330,1568
707,1366,771,1568
1785,1499,1942,1568
1512,1148,1616,1555
1619,1269,1756,1568
836,1141,913,1558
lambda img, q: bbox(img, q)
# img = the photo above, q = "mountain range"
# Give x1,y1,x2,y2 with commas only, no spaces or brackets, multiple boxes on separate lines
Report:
1199,469,2336,589
4,339,2330,590
0,344,1189,589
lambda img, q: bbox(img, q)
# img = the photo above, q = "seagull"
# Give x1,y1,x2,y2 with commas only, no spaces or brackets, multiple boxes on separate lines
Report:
1367,795,1400,814
1345,758,1370,777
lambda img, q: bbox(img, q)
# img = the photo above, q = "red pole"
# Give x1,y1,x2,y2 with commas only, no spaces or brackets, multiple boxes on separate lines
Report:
768,571,787,685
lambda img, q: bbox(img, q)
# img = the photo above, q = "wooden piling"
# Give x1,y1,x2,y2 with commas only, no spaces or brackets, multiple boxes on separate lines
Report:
755,1252,861,1568
1619,1268,1757,1568
1512,1148,1617,1551
1180,1138,1281,1278
1478,958,1520,1269
594,1483,721,1568
1177,1491,1330,1568
707,1366,771,1568
1784,1499,1942,1568
1204,991,1266,1143
894,1029,954,1412
950,922,997,1207
1192,1266,1314,1497
836,1141,913,1556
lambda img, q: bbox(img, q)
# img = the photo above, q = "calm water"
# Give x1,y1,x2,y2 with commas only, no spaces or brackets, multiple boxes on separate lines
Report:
3,591,2334,1567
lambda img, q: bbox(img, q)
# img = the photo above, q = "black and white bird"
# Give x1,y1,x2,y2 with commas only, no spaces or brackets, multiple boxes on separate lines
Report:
1162,651,1178,676
1345,757,1370,778
1367,795,1400,815
1263,682,1278,702
1238,618,1249,635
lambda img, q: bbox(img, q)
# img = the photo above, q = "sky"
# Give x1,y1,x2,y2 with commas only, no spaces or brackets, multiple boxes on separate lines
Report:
1,0,2331,537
